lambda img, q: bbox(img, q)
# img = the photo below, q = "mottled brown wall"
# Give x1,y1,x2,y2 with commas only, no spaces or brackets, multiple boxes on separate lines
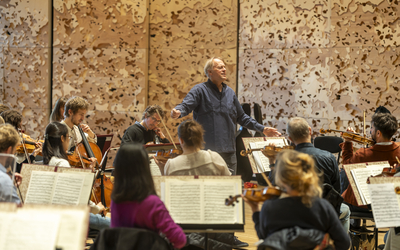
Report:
238,0,400,138
53,0,149,147
148,0,238,142
0,0,50,139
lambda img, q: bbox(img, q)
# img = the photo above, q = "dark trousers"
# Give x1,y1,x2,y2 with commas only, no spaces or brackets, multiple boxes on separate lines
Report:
219,152,237,175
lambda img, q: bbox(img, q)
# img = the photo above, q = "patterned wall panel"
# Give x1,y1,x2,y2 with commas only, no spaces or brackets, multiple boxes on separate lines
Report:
239,0,400,139
149,0,238,142
0,0,50,139
53,0,149,147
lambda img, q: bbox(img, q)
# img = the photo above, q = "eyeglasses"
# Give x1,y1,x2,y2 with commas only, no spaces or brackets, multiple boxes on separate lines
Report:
150,116,162,124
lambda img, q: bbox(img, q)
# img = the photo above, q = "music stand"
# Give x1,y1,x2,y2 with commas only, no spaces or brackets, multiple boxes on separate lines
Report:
96,134,114,156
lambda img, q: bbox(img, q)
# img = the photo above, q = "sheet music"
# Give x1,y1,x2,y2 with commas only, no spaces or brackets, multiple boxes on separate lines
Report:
351,165,386,205
25,171,56,204
0,211,60,250
164,178,243,224
149,154,162,176
52,173,84,205
249,139,286,172
368,183,400,228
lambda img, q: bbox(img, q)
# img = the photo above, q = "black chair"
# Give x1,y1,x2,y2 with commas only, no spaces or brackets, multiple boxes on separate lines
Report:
236,103,254,182
253,103,264,137
349,211,380,250
89,228,174,250
314,136,343,165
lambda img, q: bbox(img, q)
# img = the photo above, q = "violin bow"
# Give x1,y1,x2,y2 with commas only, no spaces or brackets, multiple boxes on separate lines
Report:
155,109,177,149
17,129,31,164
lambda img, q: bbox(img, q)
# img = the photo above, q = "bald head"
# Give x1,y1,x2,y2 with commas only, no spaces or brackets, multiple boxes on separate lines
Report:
287,117,311,144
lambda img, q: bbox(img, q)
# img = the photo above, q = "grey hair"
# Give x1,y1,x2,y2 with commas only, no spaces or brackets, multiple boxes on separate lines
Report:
287,117,310,142
204,57,223,78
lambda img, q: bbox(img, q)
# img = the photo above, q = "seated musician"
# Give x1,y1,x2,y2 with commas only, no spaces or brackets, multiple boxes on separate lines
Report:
1,110,42,172
61,96,97,151
49,97,68,123
42,121,109,231
244,150,350,250
156,119,230,176
341,112,400,214
0,124,22,203
121,104,169,145
155,120,248,249
111,143,186,249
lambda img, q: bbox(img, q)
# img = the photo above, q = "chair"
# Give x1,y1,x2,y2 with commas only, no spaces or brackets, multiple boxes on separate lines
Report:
349,211,383,250
313,136,343,165
257,226,334,250
89,228,174,250
236,103,254,182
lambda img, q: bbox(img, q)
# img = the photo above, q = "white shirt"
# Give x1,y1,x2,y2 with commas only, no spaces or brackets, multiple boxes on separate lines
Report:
164,150,231,176
48,156,70,168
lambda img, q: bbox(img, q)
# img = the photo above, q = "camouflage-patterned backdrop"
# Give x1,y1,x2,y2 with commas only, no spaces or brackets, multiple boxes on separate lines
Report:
1,0,400,147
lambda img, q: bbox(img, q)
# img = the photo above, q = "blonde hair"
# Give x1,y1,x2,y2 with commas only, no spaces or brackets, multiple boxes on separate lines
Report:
0,124,19,153
275,150,322,207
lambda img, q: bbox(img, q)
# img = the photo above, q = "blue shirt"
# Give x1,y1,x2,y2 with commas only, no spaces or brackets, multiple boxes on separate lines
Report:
0,163,20,203
174,79,265,153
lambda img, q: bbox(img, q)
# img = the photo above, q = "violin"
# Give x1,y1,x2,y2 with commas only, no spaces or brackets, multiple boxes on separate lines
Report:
225,186,282,206
240,145,294,157
155,148,183,161
319,128,375,146
16,134,43,155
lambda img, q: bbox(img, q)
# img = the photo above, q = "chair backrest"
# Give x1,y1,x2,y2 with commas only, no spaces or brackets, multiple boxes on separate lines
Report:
314,136,343,165
96,134,114,156
89,227,173,250
236,103,254,182
254,103,264,137
257,226,333,250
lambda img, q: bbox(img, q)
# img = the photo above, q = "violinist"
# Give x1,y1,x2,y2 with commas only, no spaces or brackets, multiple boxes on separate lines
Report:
42,122,97,169
155,119,230,176
1,110,42,172
0,124,22,203
42,121,110,231
61,96,97,151
267,117,350,233
244,150,350,250
121,105,169,145
341,112,400,222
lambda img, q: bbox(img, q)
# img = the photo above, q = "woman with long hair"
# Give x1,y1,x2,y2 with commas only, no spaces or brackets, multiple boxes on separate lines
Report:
49,97,68,123
156,119,230,176
244,150,350,250
111,143,186,249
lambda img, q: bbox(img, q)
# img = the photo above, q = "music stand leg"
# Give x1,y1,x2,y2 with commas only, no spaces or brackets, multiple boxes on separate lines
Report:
204,233,208,250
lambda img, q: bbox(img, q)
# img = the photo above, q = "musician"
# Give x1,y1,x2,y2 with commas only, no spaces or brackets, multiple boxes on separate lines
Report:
268,117,350,233
42,122,97,169
61,96,97,151
341,112,400,211
156,119,230,176
121,105,169,145
1,110,42,172
0,124,22,203
171,57,281,174
111,143,186,249
50,97,68,123
155,120,247,249
244,150,350,250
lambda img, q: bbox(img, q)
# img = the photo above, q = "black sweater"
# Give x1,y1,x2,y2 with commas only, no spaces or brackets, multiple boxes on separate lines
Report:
253,196,350,250
121,123,169,145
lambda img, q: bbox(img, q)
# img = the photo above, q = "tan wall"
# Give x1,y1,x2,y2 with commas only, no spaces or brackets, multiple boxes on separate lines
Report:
1,0,399,146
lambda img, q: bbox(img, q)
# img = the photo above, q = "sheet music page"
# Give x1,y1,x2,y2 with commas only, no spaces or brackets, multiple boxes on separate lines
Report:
164,178,243,224
249,139,286,173
77,172,95,205
52,173,84,205
0,211,60,250
149,154,162,176
351,165,386,205
25,171,57,204
368,183,400,228
203,180,242,224
165,179,202,223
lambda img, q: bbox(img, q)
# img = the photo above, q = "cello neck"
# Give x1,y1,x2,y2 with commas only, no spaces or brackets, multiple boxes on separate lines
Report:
78,125,95,159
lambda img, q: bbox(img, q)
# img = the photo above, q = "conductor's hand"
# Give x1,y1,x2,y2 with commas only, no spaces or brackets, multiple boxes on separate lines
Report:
263,127,281,137
341,127,355,142
171,109,181,119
